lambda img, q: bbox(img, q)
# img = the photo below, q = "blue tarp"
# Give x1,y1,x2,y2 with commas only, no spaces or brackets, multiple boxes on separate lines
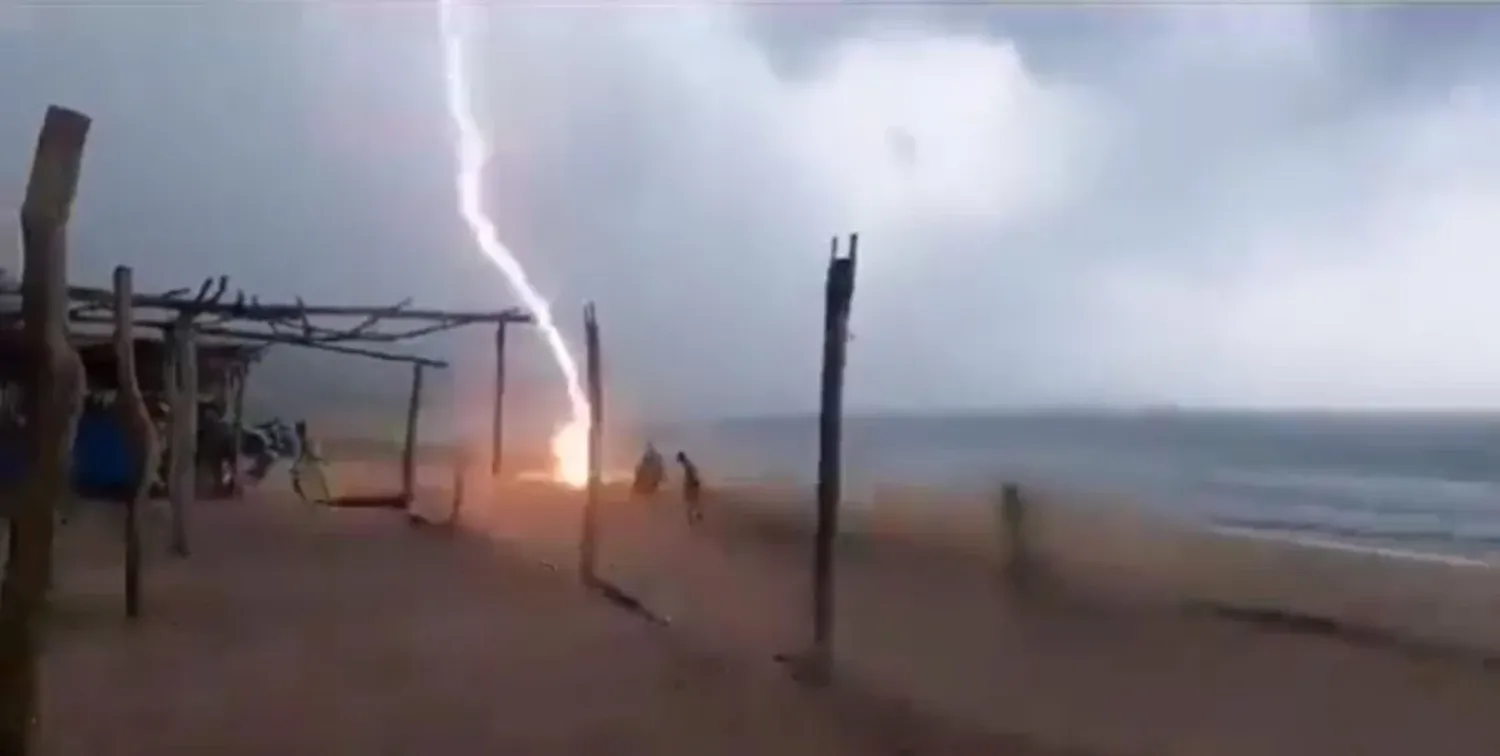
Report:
0,405,141,500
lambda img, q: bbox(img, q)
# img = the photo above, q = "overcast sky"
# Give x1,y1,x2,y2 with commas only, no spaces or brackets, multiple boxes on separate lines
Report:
5,2,1500,418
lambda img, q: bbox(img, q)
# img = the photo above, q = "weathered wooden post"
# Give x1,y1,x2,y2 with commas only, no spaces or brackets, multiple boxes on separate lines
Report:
449,448,467,528
112,266,157,618
400,362,425,506
491,322,506,476
0,104,91,756
166,312,197,557
995,482,1031,593
579,303,603,586
228,364,248,498
804,233,858,685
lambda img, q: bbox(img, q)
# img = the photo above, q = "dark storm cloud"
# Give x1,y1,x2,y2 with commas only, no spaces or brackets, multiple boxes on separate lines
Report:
7,3,1500,422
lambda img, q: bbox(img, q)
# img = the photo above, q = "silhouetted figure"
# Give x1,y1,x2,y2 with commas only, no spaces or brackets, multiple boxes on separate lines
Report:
677,450,703,525
632,442,664,498
290,419,323,501
198,404,237,495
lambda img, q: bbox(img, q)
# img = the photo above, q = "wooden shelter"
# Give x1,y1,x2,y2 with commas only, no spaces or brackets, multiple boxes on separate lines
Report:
63,286,532,512
0,331,262,505
0,103,543,755
0,331,260,395
3,104,537,552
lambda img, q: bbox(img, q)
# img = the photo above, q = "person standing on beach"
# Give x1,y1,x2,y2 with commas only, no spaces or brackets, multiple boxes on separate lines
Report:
677,450,703,525
633,442,665,498
198,404,236,494
289,419,325,502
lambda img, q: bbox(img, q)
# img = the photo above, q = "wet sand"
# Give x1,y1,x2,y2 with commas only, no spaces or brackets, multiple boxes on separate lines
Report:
38,489,1045,756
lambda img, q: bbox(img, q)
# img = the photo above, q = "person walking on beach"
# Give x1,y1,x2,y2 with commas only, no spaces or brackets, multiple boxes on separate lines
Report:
677,450,703,525
632,442,665,498
198,404,236,495
289,419,326,502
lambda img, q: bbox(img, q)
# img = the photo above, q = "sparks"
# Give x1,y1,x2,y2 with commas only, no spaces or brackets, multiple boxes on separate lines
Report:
437,1,590,488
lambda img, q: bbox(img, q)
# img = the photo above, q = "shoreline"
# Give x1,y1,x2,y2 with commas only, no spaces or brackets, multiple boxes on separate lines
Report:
315,420,1500,555
697,481,1500,658
457,478,1500,756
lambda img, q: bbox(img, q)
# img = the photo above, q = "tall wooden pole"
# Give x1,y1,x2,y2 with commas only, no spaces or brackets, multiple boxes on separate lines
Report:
166,312,197,557
579,303,603,586
112,266,156,618
996,482,1030,593
228,365,248,498
400,363,425,507
806,233,858,685
0,104,91,756
491,322,506,477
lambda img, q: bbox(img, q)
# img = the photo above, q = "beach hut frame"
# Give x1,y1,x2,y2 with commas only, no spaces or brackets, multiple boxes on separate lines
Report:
66,283,530,501
64,281,532,518
3,103,533,590
0,102,542,756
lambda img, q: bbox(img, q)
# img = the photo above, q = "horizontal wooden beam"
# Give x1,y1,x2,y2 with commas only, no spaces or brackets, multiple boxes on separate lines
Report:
66,285,534,325
72,315,449,368
205,328,451,368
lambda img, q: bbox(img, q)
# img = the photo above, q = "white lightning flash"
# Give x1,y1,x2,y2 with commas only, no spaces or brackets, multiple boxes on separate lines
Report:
437,0,590,487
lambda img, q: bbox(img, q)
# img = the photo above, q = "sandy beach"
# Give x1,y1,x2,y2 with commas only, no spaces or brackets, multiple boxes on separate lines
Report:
461,475,1500,756
32,459,1500,756
38,485,1043,756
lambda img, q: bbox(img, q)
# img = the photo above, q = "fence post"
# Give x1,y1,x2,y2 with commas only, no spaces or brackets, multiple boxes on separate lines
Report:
579,303,603,586
400,363,425,507
166,312,197,557
804,233,858,686
995,482,1031,593
491,322,506,477
112,266,157,618
0,103,92,756
449,448,468,528
228,365,248,498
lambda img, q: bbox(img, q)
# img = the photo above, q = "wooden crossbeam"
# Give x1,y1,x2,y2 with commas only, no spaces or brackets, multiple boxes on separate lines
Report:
67,285,533,325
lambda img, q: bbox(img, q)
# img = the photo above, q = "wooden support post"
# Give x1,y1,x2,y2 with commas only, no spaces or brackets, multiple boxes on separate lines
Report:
228,365,248,498
400,363,425,507
112,266,156,618
449,449,467,528
0,104,91,756
490,322,507,477
166,312,196,557
995,482,1031,593
805,233,858,685
579,303,603,586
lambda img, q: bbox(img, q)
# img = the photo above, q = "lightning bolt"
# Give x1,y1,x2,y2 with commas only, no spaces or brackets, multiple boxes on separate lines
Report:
437,0,590,487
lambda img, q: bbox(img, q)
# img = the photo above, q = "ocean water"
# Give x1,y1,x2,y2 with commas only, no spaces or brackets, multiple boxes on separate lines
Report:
649,412,1500,557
